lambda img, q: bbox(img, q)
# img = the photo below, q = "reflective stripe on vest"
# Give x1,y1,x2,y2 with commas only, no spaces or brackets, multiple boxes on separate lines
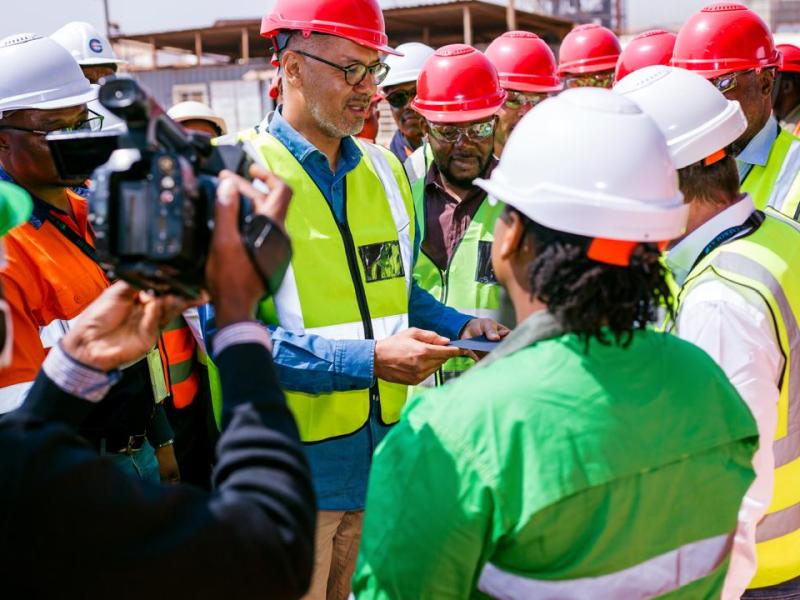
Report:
411,170,505,381
477,533,732,600
250,133,414,443
160,316,200,409
677,208,800,588
742,127,800,218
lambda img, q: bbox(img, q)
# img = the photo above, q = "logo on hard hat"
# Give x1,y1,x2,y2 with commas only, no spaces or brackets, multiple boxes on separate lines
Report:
89,38,103,54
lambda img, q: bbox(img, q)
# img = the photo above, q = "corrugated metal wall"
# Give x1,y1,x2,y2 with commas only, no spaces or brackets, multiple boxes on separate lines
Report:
132,63,276,130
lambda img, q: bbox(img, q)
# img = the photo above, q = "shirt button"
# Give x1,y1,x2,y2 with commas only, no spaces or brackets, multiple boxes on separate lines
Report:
73,295,83,304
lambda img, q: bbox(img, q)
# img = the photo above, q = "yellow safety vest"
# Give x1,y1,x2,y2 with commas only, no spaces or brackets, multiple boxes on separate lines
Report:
411,172,508,382
677,208,800,588
247,133,415,443
742,127,800,220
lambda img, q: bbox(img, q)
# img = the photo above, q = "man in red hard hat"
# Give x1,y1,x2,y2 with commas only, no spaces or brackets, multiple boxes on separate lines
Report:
557,23,621,89
774,44,800,134
673,2,800,221
485,31,562,157
405,45,513,386
614,29,676,83
232,3,508,598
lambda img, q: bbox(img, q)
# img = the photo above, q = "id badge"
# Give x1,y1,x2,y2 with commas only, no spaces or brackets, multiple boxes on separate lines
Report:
475,241,498,284
358,241,405,283
146,347,169,404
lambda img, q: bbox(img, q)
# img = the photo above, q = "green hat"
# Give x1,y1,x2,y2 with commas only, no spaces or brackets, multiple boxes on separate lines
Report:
0,181,32,237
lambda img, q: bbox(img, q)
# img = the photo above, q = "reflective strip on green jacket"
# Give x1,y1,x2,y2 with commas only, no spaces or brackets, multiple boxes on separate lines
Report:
354,315,757,599
742,127,800,220
411,170,507,382
676,208,800,588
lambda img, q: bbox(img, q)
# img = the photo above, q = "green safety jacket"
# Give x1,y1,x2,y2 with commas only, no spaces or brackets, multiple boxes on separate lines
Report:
676,208,800,589
411,174,507,382
210,132,415,443
742,127,800,220
354,311,758,599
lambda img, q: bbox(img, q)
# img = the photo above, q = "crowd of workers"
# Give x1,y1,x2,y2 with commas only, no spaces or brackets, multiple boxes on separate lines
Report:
0,0,799,598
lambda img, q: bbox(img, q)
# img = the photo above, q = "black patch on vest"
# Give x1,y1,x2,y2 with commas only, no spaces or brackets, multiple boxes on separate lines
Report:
358,241,405,283
475,241,498,284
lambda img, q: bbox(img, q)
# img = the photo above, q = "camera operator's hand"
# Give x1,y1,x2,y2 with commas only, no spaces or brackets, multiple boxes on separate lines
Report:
61,282,197,372
206,166,292,328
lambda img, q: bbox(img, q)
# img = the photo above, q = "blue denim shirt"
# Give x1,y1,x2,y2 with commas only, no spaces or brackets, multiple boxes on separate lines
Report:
203,111,471,510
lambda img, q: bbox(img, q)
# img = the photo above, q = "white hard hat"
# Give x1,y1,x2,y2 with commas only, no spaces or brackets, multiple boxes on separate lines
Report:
0,33,96,117
475,88,687,244
381,42,435,88
51,22,126,66
613,65,747,169
167,101,228,135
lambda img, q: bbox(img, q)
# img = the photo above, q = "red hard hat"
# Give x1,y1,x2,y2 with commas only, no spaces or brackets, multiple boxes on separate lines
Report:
485,31,562,93
671,2,781,79
412,44,507,123
558,24,621,75
614,29,676,82
261,0,401,56
778,44,800,73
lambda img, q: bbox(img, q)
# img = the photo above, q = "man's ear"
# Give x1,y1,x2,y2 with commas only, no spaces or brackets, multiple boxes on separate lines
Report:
0,132,10,155
282,52,303,89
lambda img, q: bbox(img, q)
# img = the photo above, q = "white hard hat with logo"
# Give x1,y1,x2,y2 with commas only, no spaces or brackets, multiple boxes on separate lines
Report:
613,65,747,169
51,21,126,66
0,33,97,118
381,42,435,88
167,101,228,135
475,88,687,246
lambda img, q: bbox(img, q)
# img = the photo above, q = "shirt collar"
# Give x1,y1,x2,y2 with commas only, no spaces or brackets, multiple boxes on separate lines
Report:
267,109,362,176
665,194,756,286
736,115,778,168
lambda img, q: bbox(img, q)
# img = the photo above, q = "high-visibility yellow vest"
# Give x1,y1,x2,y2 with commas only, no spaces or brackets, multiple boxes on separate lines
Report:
677,208,800,588
741,127,800,220
246,133,415,443
411,173,507,382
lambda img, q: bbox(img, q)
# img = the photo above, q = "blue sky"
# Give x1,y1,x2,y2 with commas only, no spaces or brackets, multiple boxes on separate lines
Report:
0,0,714,39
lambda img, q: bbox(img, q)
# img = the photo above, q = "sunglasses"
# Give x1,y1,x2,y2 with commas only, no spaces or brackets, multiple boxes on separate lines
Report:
427,119,496,144
385,87,417,109
293,50,390,86
504,90,549,111
0,109,104,136
563,72,615,89
710,69,757,94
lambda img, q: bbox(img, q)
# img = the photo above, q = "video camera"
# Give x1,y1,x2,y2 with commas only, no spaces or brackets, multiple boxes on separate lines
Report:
46,76,290,298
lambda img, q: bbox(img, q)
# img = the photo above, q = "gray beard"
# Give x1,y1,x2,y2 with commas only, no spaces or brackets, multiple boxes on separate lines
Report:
308,96,363,139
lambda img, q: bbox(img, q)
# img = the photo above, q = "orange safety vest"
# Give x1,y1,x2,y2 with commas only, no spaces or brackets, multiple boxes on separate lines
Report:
158,316,201,409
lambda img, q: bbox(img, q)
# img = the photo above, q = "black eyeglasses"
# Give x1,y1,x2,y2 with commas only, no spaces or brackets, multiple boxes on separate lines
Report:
428,119,496,144
504,90,549,111
0,109,104,136
293,50,390,86
385,87,416,109
563,71,615,89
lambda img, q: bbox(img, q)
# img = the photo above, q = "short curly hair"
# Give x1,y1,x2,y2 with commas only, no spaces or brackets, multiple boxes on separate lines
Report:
508,207,673,347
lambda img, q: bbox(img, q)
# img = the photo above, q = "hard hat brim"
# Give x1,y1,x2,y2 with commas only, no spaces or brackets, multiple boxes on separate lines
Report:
381,68,422,88
475,175,688,243
2,88,97,113
78,57,128,66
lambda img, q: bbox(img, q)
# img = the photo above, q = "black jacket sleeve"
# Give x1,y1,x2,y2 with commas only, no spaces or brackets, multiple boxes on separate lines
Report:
0,342,315,600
